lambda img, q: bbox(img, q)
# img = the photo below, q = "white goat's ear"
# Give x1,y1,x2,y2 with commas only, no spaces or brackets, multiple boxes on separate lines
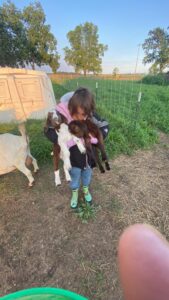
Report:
48,109,59,120
53,111,59,119
49,109,56,114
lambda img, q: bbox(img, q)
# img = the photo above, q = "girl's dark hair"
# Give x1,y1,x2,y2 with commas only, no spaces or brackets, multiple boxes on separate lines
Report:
68,87,95,117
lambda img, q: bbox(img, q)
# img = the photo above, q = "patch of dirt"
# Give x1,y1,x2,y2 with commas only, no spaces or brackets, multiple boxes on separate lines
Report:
0,132,169,299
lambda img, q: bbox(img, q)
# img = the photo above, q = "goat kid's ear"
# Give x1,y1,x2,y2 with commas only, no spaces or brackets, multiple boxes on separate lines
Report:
47,112,53,120
68,123,75,133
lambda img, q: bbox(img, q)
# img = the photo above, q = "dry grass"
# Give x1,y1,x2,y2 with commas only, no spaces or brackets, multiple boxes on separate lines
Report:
0,132,169,299
48,73,143,84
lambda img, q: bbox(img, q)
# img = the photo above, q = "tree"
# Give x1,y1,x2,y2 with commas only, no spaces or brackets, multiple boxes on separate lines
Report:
143,27,169,73
22,1,60,72
0,1,60,72
64,22,108,75
149,64,159,75
113,67,119,77
0,1,28,67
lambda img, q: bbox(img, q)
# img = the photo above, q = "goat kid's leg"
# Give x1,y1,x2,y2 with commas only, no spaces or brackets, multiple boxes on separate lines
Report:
100,144,108,162
54,170,61,186
60,145,72,171
26,147,39,173
63,158,72,172
105,161,111,171
27,155,39,172
61,152,71,181
97,159,105,173
16,163,35,187
60,147,72,181
97,143,110,171
92,145,105,173
53,144,61,186
57,142,72,182
64,166,71,182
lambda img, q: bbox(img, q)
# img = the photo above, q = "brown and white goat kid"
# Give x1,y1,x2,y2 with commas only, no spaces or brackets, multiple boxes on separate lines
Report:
0,124,39,186
85,119,110,173
69,119,110,173
44,109,86,186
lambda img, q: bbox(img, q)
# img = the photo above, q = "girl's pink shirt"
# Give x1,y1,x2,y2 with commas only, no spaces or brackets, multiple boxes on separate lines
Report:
56,102,73,123
56,102,98,148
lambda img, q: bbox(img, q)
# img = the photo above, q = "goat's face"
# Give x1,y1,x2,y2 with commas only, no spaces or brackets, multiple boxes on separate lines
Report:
68,120,89,139
46,109,62,130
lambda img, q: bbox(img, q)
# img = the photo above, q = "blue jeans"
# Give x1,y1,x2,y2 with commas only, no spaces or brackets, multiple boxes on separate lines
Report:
69,167,92,190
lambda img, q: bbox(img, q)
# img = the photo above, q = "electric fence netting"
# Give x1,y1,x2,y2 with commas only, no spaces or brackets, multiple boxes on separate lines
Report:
50,57,169,157
54,74,143,122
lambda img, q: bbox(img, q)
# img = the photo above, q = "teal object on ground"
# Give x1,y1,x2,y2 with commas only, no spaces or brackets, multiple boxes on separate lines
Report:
1,287,88,300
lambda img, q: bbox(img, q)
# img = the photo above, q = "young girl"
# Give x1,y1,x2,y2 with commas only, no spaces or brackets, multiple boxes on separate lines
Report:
45,87,109,209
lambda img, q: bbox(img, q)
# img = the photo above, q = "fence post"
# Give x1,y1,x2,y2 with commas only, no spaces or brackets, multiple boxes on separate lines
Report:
134,91,142,127
95,82,98,102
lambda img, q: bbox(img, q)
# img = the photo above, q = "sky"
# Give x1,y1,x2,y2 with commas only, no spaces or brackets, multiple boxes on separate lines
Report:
1,0,169,73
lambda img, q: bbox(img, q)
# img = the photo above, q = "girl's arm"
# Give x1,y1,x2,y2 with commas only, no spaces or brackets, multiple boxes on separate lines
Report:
60,91,74,103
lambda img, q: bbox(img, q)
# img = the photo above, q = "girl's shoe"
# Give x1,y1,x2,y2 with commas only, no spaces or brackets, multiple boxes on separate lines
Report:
70,189,78,209
83,186,92,203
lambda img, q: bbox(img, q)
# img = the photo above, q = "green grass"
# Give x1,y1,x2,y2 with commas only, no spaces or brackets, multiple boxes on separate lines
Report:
52,83,69,100
76,203,97,223
141,73,169,86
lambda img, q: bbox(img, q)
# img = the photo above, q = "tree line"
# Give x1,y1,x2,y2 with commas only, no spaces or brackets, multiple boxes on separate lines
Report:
0,1,169,74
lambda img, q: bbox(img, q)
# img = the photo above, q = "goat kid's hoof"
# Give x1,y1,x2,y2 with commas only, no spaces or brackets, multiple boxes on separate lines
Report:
66,178,71,182
105,161,111,171
28,181,35,187
55,182,61,187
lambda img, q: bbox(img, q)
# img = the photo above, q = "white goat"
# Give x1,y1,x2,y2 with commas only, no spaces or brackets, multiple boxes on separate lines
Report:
54,123,86,186
45,109,86,186
0,124,39,186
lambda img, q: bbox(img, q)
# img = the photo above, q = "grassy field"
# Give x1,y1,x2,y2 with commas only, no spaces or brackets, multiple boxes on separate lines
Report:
1,79,169,163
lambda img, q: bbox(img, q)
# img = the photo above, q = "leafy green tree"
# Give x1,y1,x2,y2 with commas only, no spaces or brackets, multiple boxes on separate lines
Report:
64,22,108,75
113,67,119,76
0,1,27,67
143,27,169,72
22,1,60,72
149,64,159,75
0,1,60,72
